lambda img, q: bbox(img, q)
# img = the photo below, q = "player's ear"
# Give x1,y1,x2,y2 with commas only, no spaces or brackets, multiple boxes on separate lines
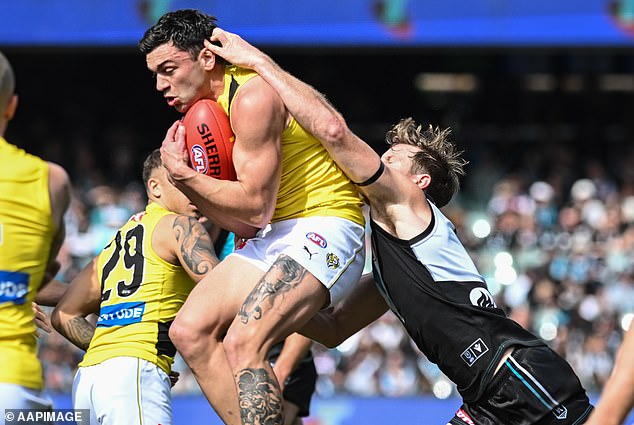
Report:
413,173,431,190
4,94,17,121
200,47,216,71
147,176,161,199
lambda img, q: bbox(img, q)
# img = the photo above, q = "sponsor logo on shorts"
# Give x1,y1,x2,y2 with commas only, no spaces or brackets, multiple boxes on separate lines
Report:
190,144,208,174
469,287,496,308
97,301,146,327
326,252,340,269
553,404,567,420
460,338,489,367
306,232,327,248
0,270,29,305
456,408,475,425
303,246,318,260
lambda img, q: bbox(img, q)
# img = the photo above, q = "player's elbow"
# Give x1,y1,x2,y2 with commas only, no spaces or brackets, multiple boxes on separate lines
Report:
50,306,64,334
320,115,349,146
50,305,77,335
244,199,275,228
241,212,268,229
249,211,272,229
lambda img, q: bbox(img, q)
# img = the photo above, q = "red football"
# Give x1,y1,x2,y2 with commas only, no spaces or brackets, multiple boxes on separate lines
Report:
182,99,236,180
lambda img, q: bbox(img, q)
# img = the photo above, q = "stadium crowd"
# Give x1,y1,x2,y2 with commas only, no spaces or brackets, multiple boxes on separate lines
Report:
30,131,634,400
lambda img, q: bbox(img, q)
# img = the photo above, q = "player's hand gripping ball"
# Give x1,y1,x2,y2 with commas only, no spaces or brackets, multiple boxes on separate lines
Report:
182,99,236,180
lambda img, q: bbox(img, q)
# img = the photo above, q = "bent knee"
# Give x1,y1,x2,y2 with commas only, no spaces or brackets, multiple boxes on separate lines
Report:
169,319,197,351
223,327,270,367
172,305,231,339
169,315,218,353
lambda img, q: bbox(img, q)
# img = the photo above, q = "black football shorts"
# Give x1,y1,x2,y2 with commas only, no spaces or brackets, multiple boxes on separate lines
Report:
449,346,593,425
268,343,317,418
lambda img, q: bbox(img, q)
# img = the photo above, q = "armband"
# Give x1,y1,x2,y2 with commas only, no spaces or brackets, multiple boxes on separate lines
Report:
353,161,385,187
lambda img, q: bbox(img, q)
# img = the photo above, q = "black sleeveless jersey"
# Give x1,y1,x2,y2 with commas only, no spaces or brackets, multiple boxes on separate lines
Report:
370,201,545,402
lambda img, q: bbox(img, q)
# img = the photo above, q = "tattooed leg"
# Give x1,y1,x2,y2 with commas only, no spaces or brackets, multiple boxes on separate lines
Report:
226,254,325,424
238,254,307,324
237,368,283,425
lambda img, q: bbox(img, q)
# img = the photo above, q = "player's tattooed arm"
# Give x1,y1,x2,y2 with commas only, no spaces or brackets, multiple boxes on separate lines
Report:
51,258,101,351
238,254,307,324
57,316,95,351
173,216,219,281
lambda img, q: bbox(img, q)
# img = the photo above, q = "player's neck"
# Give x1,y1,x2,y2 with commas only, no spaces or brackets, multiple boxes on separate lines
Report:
208,62,227,100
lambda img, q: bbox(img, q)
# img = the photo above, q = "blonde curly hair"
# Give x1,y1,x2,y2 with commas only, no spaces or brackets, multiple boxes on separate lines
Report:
385,118,467,207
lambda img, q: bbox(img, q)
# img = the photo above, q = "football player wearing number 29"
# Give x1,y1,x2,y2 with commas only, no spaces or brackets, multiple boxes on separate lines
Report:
51,149,219,425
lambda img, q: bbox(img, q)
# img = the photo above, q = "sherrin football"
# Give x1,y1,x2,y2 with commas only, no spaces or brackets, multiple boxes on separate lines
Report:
182,99,236,180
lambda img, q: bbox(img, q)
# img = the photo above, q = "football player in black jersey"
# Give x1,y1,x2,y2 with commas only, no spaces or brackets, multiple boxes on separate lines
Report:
205,29,594,425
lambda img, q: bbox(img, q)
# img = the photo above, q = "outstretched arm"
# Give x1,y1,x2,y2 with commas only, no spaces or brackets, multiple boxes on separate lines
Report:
205,30,382,187
207,29,435,241
585,324,634,425
299,273,389,348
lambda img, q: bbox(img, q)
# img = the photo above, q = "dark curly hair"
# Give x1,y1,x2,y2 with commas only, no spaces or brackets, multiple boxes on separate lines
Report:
139,9,223,63
385,118,467,207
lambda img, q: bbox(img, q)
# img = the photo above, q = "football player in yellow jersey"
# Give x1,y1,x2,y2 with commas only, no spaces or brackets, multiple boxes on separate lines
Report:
0,51,71,418
139,10,366,425
51,149,218,425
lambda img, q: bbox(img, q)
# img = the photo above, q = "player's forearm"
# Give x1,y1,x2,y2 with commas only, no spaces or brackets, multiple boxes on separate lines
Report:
303,273,389,348
299,310,342,348
274,333,313,381
51,311,95,351
253,56,346,147
587,378,634,425
34,279,67,306
252,55,380,184
174,173,274,229
592,379,634,424
587,326,634,425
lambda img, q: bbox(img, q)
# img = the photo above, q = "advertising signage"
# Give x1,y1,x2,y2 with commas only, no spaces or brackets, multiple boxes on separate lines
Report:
1,0,633,47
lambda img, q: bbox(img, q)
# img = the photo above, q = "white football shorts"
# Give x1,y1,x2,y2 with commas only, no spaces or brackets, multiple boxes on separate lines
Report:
229,216,366,306
72,357,171,425
0,383,53,425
